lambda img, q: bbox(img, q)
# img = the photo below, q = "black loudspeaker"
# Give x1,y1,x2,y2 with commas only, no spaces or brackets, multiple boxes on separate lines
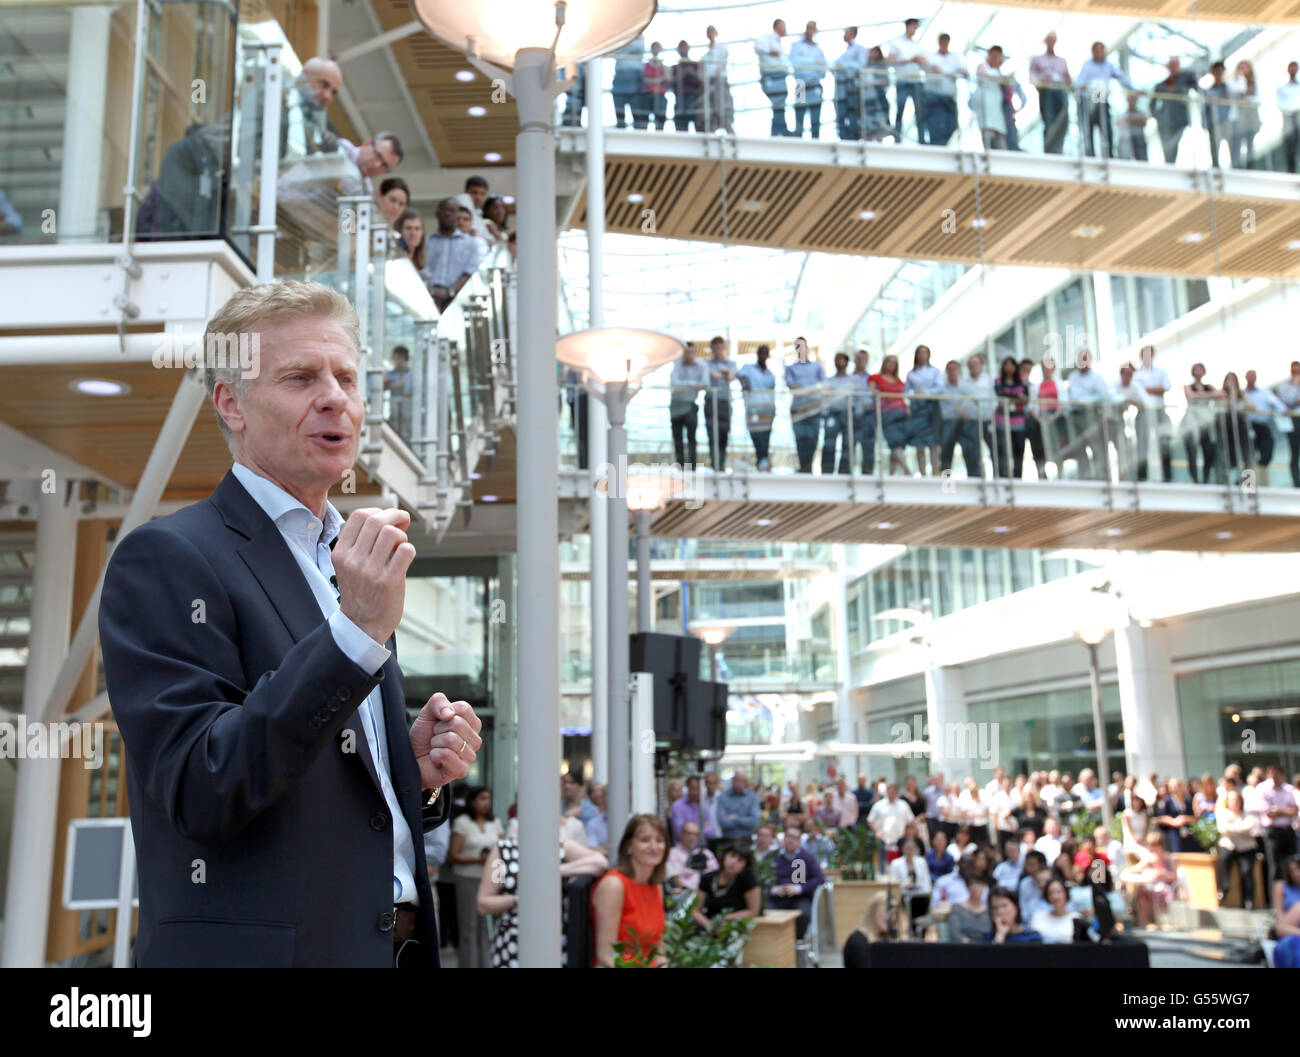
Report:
690,680,728,753
629,633,701,747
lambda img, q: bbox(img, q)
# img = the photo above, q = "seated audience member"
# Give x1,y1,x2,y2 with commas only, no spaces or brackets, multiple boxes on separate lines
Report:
1272,855,1300,934
1121,832,1179,928
692,846,761,932
932,858,971,906
950,825,975,861
888,836,932,932
947,867,992,943
1030,875,1079,943
843,892,896,967
768,822,826,939
926,830,956,879
993,836,1024,889
753,823,778,863
1034,818,1063,862
666,821,717,892
986,885,1042,943
1020,865,1054,921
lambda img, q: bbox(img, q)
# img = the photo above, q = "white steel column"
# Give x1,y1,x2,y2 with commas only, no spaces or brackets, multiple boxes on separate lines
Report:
513,47,562,969
925,665,971,783
1090,271,1117,366
58,7,112,239
1113,621,1185,781
835,568,858,781
1,484,78,967
585,56,609,788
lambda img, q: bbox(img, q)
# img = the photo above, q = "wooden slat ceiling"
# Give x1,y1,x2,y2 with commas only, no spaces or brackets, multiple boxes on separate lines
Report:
371,0,518,168
630,497,1300,553
940,0,1300,23
567,155,1300,278
0,359,384,500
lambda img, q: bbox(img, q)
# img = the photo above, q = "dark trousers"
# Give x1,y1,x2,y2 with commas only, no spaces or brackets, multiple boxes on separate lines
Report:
1265,826,1298,890
922,93,957,145
750,428,772,465
569,391,588,470
671,406,698,468
1251,420,1275,472
612,92,647,129
994,425,1027,478
437,880,458,947
1285,114,1300,173
857,413,877,474
1219,412,1251,481
1289,429,1300,487
673,93,700,132
1184,427,1217,483
793,412,822,473
941,418,981,477
1040,88,1069,153
821,410,851,474
767,893,814,939
763,77,789,136
894,81,923,139
1216,847,1259,908
1083,103,1114,158
644,92,667,130
794,96,822,138
1158,123,1185,165
835,83,860,139
1025,415,1046,469
704,394,730,470
1136,408,1173,482
1128,129,1148,161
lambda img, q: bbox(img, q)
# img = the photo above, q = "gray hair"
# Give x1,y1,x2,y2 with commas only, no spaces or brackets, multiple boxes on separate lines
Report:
203,280,360,455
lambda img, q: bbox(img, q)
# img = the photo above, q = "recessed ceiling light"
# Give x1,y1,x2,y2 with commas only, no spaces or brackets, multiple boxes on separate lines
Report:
1072,225,1103,239
467,106,487,117
455,70,475,82
857,209,877,221
740,200,764,213
1286,239,1300,251
970,218,990,229
1105,528,1123,536
875,521,894,530
469,472,482,480
1216,530,1233,539
484,152,502,163
626,193,645,204
70,378,129,396
480,494,499,503
755,518,773,526
502,195,515,205
1181,232,1206,243
992,525,1010,533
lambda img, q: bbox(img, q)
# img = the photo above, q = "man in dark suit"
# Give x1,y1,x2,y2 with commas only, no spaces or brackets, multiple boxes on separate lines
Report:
99,280,482,967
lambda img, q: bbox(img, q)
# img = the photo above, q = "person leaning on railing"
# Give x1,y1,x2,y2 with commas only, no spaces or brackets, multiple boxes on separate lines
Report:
833,26,868,141
1150,57,1200,166
754,18,792,137
1274,360,1300,486
611,35,648,129
702,25,734,133
1229,60,1261,169
905,344,944,475
1280,61,1300,174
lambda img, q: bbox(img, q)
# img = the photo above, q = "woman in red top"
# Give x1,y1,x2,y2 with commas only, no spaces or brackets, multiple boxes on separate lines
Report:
869,354,911,475
592,813,669,966
1036,357,1065,467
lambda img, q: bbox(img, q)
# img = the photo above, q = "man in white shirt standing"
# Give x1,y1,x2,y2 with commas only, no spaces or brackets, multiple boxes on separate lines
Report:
1111,362,1148,480
1133,344,1173,482
1063,351,1111,479
888,18,928,141
1029,32,1072,154
868,783,917,871
1244,369,1287,486
1279,60,1300,174
922,32,966,145
1034,818,1063,862
754,18,792,136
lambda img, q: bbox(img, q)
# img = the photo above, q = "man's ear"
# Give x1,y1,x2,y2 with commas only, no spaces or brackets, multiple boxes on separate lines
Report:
212,380,246,439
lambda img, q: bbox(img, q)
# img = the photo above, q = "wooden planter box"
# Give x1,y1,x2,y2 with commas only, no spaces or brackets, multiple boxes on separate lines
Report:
830,878,889,937
1173,852,1219,911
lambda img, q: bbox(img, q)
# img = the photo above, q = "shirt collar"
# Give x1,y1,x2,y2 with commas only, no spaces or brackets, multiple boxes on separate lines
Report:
231,462,342,550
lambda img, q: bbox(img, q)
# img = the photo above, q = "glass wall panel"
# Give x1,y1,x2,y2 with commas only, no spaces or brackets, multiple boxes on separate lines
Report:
1178,659,1300,779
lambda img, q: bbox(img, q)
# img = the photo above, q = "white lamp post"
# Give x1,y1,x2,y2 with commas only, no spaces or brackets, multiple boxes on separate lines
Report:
411,0,654,969
557,327,682,861
1074,625,1114,833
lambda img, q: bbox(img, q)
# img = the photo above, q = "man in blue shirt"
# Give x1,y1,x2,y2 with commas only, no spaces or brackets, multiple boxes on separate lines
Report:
833,27,868,139
669,344,709,469
611,36,647,128
785,336,827,473
769,824,826,938
822,352,857,474
703,336,737,471
738,345,777,470
789,21,828,138
853,772,875,820
993,836,1024,889
1077,41,1132,159
715,769,761,842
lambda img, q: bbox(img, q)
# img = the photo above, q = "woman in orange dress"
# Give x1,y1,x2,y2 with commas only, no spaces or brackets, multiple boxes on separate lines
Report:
592,813,669,967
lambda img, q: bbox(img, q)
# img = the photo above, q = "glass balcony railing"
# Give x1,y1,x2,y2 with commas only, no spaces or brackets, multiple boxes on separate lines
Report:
561,42,1300,176
560,641,837,685
560,374,1299,491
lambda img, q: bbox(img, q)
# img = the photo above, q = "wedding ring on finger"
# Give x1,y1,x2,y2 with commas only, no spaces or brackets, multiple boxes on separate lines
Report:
457,736,467,758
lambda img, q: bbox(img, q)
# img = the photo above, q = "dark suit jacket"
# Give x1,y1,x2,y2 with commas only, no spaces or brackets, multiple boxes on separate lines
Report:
99,470,448,967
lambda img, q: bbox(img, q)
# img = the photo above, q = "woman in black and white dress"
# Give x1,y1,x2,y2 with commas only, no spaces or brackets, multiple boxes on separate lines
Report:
479,828,606,968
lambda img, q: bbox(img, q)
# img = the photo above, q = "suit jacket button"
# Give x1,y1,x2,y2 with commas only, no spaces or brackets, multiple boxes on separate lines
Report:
377,912,394,933
370,812,388,831
336,687,352,702
307,716,323,730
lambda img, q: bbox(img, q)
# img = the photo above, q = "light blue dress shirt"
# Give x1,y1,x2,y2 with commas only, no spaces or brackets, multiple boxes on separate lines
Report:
230,462,418,905
785,359,827,412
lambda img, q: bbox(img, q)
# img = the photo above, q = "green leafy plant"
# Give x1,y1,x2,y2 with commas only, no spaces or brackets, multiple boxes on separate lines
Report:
609,926,656,967
657,891,756,968
829,825,877,880
1192,815,1219,852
